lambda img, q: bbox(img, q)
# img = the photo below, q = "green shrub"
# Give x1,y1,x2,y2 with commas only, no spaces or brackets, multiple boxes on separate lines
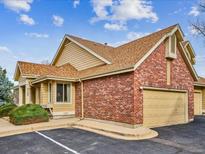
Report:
0,103,17,118
9,104,49,125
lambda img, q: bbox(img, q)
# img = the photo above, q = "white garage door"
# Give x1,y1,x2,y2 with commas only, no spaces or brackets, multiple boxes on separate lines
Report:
143,89,188,128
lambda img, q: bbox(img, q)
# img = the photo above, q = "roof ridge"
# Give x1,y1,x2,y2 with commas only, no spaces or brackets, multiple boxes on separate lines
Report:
66,24,178,50
116,24,178,48
18,61,56,67
66,34,114,48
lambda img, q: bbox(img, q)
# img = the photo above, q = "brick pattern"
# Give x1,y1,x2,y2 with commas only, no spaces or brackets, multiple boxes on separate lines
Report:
133,41,194,124
75,73,135,124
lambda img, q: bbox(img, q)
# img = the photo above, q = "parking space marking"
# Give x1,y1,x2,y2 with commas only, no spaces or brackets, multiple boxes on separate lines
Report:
35,131,80,154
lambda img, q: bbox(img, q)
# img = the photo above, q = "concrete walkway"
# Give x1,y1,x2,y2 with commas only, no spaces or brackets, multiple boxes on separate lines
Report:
73,119,158,140
0,117,79,137
0,118,158,140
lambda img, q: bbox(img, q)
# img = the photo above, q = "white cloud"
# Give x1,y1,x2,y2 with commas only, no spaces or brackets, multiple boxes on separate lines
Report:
91,0,158,30
104,22,126,31
0,46,10,53
24,32,49,38
19,14,35,25
0,46,18,59
188,26,199,35
113,31,149,46
52,15,64,27
188,6,200,16
0,0,33,13
73,0,80,8
196,55,205,62
127,31,149,40
91,0,112,22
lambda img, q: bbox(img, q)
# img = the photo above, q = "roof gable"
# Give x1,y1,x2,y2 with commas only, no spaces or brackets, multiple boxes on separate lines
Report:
51,35,112,67
54,41,106,71
14,61,79,81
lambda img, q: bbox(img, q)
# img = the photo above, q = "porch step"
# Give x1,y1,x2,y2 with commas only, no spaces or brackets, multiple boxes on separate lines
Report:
52,112,75,119
73,119,158,140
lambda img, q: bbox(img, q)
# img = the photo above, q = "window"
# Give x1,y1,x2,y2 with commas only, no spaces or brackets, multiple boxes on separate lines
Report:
56,83,71,103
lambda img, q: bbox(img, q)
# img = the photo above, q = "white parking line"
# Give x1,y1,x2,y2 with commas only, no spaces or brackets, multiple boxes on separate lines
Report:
35,131,80,154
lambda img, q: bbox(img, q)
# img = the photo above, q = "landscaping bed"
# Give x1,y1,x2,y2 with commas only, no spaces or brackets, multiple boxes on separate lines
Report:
9,104,49,125
0,103,17,118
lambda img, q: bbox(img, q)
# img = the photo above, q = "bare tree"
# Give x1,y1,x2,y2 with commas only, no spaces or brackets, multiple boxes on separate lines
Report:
192,1,205,37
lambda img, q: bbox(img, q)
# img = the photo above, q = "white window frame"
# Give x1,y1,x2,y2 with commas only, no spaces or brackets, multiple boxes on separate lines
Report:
55,82,72,104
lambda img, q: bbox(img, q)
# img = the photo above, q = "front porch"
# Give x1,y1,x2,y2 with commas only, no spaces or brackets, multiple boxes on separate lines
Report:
18,78,75,117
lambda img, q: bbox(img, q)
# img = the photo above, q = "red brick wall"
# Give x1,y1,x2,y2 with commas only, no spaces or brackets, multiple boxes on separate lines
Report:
75,73,135,124
133,41,194,124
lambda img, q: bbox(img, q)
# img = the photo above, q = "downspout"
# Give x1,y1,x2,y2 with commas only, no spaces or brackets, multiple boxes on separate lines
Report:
79,79,84,119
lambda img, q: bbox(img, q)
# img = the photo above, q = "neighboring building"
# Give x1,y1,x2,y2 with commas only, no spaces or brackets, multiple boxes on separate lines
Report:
13,24,203,128
194,77,205,115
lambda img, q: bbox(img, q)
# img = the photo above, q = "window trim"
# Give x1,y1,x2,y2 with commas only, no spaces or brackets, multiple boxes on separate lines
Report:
55,82,72,104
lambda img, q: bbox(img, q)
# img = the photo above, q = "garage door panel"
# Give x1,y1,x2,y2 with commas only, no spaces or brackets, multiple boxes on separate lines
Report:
143,103,185,108
144,110,185,117
194,92,202,115
143,90,187,128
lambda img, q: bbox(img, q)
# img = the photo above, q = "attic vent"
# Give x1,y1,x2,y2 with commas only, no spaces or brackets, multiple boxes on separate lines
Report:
165,34,177,59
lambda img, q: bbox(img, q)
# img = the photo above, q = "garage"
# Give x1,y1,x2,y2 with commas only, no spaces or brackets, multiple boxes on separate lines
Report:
194,91,202,115
143,89,188,128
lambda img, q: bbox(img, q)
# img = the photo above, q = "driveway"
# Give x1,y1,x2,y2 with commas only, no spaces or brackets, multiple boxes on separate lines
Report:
0,116,205,154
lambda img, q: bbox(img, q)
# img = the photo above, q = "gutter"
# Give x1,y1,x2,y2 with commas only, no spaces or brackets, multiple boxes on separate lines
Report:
78,78,84,120
80,67,134,81
194,83,205,87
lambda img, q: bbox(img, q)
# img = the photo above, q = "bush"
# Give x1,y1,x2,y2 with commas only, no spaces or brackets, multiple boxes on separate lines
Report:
9,104,49,125
0,103,17,118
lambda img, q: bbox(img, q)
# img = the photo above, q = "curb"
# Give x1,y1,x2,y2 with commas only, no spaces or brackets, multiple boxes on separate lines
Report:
0,123,74,138
72,124,158,140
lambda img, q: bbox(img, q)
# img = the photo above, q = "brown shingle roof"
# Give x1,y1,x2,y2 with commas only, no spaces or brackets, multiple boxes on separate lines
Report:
18,61,79,78
16,24,178,81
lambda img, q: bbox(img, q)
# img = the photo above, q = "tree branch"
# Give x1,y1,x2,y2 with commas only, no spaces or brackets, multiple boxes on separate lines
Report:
192,23,205,37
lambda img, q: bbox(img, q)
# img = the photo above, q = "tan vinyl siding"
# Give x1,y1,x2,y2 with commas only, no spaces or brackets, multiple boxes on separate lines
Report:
55,42,105,70
35,87,40,104
53,83,75,113
40,82,48,105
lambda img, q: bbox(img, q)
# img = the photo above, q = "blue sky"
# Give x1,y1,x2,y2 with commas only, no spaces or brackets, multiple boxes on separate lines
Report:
0,0,204,81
